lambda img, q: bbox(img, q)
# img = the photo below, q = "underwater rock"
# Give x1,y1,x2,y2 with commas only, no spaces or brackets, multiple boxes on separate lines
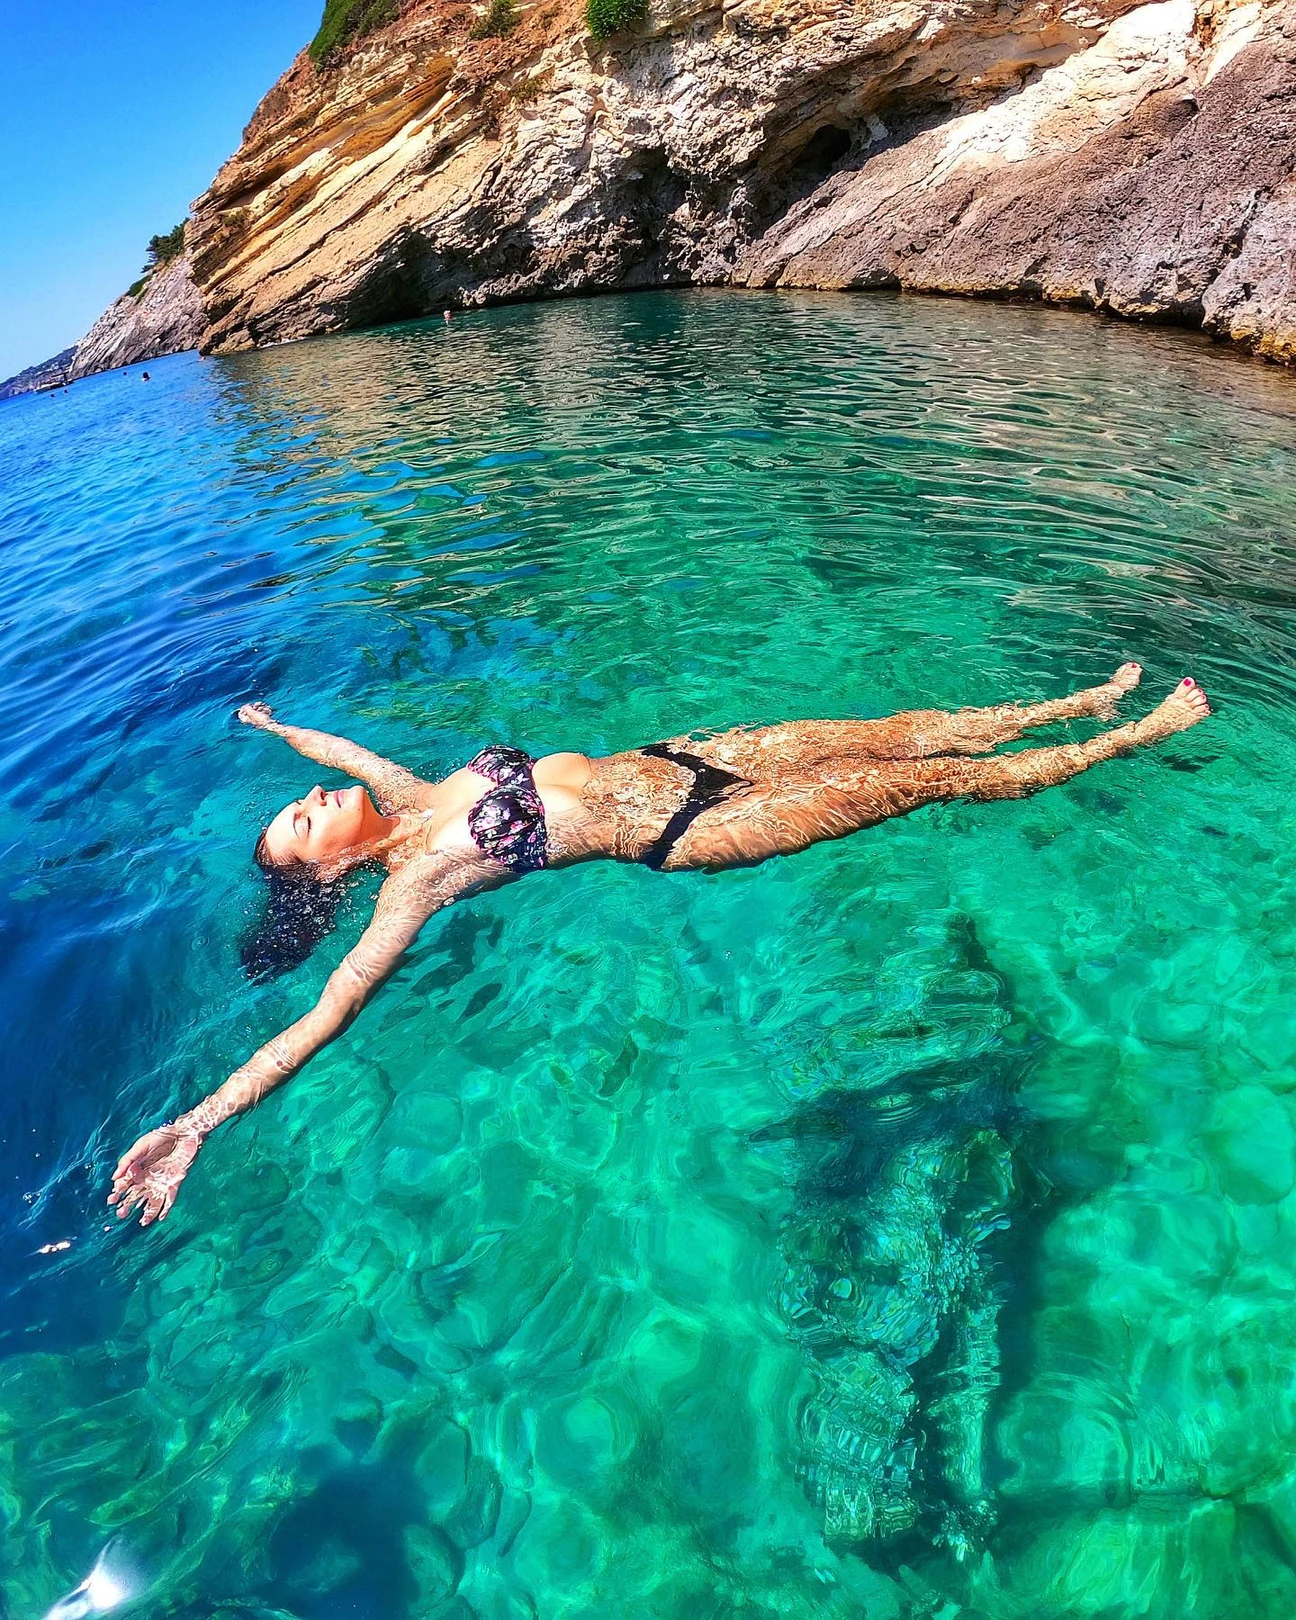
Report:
402,1522,463,1608
802,1346,921,1541
506,1494,609,1596
443,1457,504,1549
761,910,1029,1558
782,1111,1016,1555
414,1419,473,1518
1001,1498,1239,1620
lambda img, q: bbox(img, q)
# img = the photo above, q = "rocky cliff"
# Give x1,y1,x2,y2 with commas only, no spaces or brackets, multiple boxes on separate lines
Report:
0,252,206,398
183,0,1296,362
11,0,1294,390
742,0,1296,360
67,251,206,380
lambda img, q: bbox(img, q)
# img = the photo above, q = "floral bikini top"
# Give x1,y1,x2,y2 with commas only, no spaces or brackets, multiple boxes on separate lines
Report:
463,745,549,873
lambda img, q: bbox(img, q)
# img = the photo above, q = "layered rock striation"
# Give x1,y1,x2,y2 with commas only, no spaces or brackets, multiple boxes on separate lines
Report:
185,0,1296,362
742,0,1296,361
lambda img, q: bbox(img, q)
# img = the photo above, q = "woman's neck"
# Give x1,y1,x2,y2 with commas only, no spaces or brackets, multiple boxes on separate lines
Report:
373,807,429,864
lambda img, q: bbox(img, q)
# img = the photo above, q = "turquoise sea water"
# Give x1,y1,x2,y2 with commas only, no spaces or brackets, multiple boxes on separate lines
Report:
3,290,1296,1619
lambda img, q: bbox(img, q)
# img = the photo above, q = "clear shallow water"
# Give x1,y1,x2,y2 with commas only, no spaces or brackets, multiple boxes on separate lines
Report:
3,290,1296,1618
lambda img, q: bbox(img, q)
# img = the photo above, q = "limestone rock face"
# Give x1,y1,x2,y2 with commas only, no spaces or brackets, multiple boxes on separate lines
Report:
67,251,206,381
741,1,1296,361
184,0,1296,360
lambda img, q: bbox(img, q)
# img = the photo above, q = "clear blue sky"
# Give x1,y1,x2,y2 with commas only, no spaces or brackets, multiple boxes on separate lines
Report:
0,0,323,381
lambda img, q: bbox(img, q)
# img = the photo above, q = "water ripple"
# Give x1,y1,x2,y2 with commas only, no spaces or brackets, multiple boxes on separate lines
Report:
1,292,1295,1618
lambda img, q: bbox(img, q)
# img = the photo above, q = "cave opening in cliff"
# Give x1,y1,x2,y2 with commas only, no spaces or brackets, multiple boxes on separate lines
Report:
788,123,852,183
622,146,688,255
750,122,854,229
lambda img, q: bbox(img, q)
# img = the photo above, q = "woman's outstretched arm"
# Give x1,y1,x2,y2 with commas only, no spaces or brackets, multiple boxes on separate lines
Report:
237,702,425,812
109,848,510,1226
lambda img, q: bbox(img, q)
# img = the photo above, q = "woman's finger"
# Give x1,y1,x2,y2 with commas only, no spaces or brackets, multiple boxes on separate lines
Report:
113,1145,144,1179
107,1145,189,1227
114,1131,161,1177
110,1146,151,1200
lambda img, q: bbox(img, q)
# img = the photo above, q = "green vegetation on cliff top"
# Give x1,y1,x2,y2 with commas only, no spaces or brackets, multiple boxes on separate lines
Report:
587,0,647,37
127,223,186,300
470,0,519,36
145,224,186,270
310,0,398,63
308,0,646,60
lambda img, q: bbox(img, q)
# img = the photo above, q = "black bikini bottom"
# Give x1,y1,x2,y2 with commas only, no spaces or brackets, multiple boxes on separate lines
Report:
639,743,749,870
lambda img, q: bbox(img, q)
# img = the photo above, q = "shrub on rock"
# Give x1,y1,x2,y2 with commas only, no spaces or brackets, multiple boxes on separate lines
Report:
587,0,647,39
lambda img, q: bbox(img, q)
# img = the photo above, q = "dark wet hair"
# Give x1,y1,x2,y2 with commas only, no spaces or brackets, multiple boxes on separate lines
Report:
239,831,344,982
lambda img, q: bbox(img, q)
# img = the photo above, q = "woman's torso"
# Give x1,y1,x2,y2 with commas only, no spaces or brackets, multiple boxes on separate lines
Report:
392,746,717,869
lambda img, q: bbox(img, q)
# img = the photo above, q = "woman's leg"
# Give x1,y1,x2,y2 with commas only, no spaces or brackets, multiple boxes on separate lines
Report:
665,665,1144,775
664,679,1208,872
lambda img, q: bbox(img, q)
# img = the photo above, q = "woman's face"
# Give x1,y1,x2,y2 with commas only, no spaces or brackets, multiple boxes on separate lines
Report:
261,784,376,869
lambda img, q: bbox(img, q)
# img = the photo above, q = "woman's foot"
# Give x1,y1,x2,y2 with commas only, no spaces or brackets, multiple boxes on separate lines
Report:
1134,677,1211,742
1090,661,1143,719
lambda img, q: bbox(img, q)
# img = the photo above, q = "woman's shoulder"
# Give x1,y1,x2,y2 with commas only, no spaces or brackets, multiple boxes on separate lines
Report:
377,837,515,910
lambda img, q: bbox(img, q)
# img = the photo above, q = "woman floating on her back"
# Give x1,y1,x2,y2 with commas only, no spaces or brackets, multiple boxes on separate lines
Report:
110,663,1209,1224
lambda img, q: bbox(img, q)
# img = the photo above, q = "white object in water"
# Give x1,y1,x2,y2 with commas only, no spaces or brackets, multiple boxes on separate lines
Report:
43,1541,131,1618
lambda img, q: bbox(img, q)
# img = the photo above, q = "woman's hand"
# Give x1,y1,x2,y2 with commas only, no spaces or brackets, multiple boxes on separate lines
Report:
237,701,276,730
108,1125,204,1226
